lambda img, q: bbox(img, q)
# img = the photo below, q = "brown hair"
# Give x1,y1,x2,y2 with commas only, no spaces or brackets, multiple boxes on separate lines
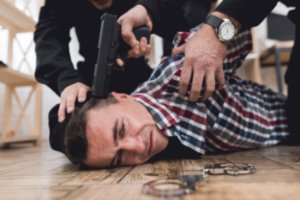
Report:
64,95,118,166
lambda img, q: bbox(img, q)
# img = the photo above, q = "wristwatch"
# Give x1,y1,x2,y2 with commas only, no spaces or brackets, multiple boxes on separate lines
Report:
205,15,237,42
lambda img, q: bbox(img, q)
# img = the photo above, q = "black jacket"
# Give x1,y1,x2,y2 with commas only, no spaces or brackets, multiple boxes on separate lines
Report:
35,0,152,96
35,0,213,96
215,0,299,29
138,0,298,30
35,0,154,153
137,0,213,40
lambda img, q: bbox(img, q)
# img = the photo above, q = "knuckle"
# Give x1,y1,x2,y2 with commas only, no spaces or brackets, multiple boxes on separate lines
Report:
58,109,64,116
133,47,140,55
80,90,87,95
122,28,130,37
206,87,215,94
67,97,75,104
58,112,64,117
185,55,194,62
195,67,205,73
180,81,189,88
191,90,200,97
189,94,199,101
206,91,213,97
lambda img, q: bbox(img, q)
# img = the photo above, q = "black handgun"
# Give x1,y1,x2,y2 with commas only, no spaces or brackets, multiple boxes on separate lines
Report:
92,13,150,98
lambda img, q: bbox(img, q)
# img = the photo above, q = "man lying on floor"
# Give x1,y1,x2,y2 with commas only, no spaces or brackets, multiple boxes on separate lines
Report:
64,29,289,168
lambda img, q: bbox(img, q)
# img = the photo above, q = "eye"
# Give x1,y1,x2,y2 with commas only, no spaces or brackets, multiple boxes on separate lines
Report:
120,123,125,138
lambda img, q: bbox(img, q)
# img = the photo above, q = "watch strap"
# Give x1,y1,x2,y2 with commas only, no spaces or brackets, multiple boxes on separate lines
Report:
205,15,223,29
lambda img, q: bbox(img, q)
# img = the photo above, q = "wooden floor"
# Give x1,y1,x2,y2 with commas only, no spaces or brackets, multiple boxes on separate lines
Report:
0,141,299,200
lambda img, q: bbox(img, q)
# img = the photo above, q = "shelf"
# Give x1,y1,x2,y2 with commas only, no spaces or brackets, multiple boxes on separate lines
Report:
0,0,35,33
0,67,37,86
0,1,41,147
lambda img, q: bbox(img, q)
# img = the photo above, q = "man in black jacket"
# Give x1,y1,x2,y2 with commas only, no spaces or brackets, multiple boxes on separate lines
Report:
118,0,300,144
34,0,213,153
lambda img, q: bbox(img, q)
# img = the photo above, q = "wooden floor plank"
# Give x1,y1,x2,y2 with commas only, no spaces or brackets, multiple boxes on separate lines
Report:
63,184,148,200
119,160,179,184
188,182,300,200
62,166,134,186
0,141,299,200
0,186,78,200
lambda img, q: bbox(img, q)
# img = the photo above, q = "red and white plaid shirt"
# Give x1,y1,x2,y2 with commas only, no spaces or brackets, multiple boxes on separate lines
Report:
132,29,289,154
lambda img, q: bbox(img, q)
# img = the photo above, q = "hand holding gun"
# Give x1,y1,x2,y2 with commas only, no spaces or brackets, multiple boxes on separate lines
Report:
92,13,150,98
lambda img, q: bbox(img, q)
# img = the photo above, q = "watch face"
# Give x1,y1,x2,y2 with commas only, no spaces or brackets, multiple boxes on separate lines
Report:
219,20,236,41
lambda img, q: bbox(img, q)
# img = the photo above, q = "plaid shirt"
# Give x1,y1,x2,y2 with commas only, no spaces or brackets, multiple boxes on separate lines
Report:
132,30,289,154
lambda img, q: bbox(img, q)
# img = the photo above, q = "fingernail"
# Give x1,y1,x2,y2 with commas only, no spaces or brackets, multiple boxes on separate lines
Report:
79,96,86,102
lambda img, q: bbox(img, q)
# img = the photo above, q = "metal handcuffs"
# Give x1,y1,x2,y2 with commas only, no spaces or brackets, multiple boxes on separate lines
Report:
143,162,256,198
143,171,208,198
204,163,256,175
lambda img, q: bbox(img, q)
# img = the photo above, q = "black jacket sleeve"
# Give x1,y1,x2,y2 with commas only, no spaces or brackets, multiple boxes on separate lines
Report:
34,0,82,96
137,0,213,41
215,0,278,30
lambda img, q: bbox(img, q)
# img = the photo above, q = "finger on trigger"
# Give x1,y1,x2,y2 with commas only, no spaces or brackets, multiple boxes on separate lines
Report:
128,45,141,58
116,58,124,67
121,23,138,48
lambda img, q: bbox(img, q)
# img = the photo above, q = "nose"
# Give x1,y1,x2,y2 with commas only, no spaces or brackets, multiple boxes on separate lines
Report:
119,135,146,155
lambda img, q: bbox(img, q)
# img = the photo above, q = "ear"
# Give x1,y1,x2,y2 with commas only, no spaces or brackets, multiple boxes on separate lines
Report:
111,92,132,101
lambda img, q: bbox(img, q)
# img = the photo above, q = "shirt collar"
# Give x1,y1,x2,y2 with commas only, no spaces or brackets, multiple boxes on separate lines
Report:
132,93,180,130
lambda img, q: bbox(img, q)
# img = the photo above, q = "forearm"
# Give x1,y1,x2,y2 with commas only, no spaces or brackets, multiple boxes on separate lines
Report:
34,2,81,95
137,0,214,42
136,0,186,29
136,0,189,41
34,33,81,95
215,0,278,30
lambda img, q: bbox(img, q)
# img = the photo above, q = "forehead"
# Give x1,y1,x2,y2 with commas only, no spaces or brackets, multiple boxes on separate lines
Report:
84,108,116,168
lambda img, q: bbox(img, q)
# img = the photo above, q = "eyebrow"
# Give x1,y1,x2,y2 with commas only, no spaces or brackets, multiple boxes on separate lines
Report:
109,120,119,167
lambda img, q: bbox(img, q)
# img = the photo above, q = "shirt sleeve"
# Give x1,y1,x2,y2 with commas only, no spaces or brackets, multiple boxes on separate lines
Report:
215,0,278,30
34,0,82,95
